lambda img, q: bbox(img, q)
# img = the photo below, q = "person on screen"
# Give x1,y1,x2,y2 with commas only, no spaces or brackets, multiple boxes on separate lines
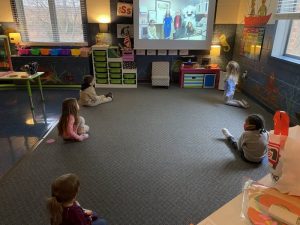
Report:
147,19,158,39
163,9,173,39
198,14,207,36
174,10,182,31
186,22,195,36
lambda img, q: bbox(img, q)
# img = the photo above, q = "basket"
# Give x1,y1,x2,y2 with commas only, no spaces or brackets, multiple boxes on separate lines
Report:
40,49,50,56
30,49,40,56
50,49,60,56
71,49,81,56
59,49,71,56
18,49,30,56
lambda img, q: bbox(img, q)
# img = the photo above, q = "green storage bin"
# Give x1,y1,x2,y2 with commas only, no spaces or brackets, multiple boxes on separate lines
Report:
97,78,108,84
94,56,106,62
110,79,122,84
96,73,108,78
123,73,136,79
95,67,107,73
30,48,40,56
110,73,122,79
94,62,107,67
108,47,120,58
108,62,121,68
109,68,122,73
93,51,106,56
123,79,136,84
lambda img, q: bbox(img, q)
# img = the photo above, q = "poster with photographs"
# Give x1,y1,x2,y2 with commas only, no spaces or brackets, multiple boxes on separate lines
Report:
147,50,156,55
157,50,167,55
168,50,177,55
136,49,146,55
117,24,134,38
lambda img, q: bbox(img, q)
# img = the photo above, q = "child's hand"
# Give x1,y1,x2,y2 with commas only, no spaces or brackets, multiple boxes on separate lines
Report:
84,209,93,216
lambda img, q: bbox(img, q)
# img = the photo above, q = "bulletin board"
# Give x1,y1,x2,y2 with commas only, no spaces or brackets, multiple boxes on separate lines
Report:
240,27,265,60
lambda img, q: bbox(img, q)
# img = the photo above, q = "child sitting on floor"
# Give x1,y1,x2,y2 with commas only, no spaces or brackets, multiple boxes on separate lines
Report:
222,114,269,163
224,61,249,108
79,75,113,107
47,173,107,225
57,98,89,142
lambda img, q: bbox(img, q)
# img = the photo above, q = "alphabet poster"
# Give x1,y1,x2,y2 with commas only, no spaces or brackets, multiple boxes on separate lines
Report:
117,2,133,17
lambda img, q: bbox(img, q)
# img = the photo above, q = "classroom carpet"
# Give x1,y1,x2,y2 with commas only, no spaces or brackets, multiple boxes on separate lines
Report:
0,85,273,225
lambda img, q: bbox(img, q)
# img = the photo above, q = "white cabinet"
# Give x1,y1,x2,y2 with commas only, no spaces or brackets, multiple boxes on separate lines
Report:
92,45,137,88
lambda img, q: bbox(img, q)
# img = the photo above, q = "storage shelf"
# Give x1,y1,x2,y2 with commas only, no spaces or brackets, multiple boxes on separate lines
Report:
92,45,137,88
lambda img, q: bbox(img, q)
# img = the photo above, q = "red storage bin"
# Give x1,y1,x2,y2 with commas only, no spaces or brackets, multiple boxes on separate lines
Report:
18,49,30,56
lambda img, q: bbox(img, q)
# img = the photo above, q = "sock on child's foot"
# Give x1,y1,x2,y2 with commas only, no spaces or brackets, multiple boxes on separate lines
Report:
222,128,233,138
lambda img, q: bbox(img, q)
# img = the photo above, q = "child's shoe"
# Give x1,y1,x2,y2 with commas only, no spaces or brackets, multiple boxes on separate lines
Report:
105,92,113,99
241,99,250,108
222,128,233,138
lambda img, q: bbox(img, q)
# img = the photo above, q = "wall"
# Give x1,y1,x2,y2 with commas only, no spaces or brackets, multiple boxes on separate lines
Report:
0,1,13,22
232,1,300,124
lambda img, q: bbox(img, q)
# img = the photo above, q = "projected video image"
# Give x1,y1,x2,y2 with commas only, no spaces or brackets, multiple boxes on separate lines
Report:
139,0,209,40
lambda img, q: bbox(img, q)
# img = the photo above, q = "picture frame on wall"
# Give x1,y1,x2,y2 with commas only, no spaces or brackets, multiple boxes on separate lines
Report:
117,24,134,38
156,0,171,24
148,10,157,23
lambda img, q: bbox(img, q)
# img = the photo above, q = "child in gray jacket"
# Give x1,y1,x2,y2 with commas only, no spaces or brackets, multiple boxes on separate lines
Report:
79,75,113,107
222,114,269,163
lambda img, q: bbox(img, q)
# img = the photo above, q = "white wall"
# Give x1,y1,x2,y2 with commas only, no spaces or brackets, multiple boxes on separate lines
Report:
86,0,110,23
215,0,241,24
0,1,13,22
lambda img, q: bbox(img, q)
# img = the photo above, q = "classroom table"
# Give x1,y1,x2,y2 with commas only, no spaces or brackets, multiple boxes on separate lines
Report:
0,71,45,109
197,174,273,225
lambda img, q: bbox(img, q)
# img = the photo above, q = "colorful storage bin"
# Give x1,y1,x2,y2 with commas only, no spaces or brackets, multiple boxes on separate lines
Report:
109,68,122,73
60,49,71,56
40,49,50,56
96,73,108,78
71,49,81,56
18,49,30,56
123,79,136,84
97,79,108,84
123,73,136,79
30,48,40,56
94,56,106,62
110,79,122,84
50,49,60,56
110,73,122,79
95,68,107,73
95,62,107,68
93,51,106,56
108,62,122,68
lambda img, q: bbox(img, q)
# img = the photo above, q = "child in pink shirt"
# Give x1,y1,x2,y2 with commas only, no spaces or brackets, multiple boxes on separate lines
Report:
57,98,89,141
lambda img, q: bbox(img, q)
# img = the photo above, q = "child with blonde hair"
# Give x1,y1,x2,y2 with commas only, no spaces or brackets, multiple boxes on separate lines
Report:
79,75,113,107
222,114,269,163
47,173,107,225
57,98,89,142
224,61,249,108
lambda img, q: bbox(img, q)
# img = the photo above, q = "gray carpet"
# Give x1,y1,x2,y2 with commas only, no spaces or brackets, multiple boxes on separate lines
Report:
0,85,273,225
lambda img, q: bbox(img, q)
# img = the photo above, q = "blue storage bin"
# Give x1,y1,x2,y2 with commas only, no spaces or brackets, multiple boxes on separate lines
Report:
50,49,60,56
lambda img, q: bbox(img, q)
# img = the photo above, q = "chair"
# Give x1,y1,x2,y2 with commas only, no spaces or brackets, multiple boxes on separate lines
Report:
151,61,170,87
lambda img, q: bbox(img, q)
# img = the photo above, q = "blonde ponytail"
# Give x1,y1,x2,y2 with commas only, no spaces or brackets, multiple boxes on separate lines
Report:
47,196,63,225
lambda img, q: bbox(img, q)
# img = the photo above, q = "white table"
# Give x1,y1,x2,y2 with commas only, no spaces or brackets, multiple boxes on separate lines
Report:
197,174,273,225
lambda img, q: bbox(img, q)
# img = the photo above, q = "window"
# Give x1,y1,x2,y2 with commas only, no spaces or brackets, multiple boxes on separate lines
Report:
11,0,87,45
272,0,300,63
